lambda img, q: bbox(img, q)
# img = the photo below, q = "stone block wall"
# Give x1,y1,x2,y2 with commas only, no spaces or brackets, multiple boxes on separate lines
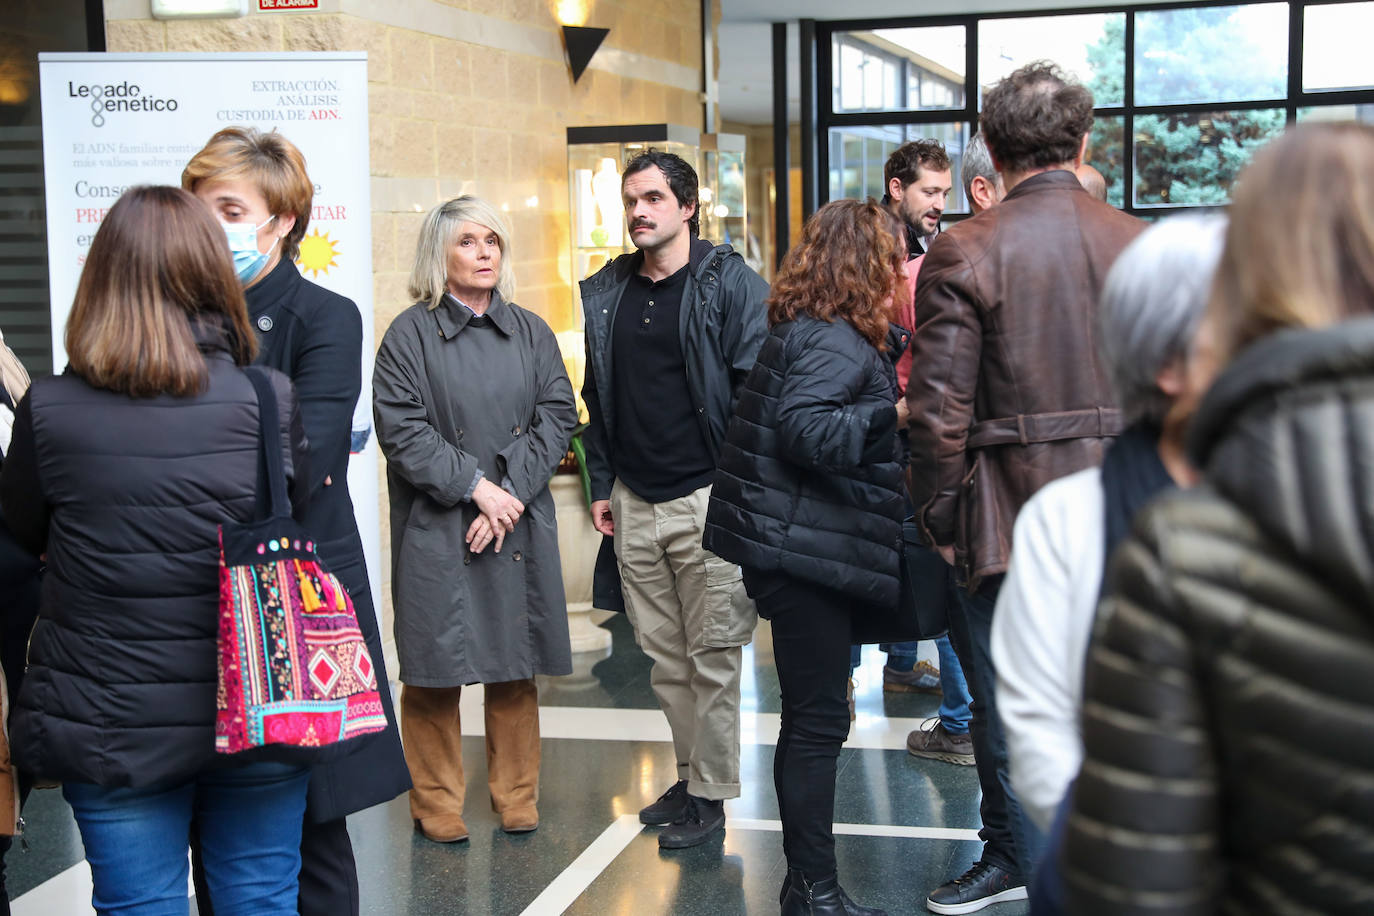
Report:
104,0,705,669
106,0,703,331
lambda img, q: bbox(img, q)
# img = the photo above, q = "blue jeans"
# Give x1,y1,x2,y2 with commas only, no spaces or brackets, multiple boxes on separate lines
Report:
879,640,920,668
848,565,973,736
946,576,1045,879
64,762,309,916
934,634,971,734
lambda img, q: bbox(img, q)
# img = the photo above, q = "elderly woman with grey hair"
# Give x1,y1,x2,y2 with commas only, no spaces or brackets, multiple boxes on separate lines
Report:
989,213,1227,851
373,195,577,843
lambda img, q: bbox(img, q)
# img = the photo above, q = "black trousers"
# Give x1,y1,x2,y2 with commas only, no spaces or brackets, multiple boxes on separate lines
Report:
193,814,359,916
757,577,854,882
945,574,1041,878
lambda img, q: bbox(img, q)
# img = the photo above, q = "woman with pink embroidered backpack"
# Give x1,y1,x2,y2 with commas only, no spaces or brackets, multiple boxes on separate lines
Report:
0,185,312,915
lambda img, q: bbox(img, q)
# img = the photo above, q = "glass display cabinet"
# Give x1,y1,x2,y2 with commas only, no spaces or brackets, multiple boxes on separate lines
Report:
699,132,748,250
566,124,701,326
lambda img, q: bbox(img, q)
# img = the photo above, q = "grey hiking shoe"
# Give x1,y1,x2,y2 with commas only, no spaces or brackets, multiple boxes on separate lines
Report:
906,718,974,766
883,659,942,694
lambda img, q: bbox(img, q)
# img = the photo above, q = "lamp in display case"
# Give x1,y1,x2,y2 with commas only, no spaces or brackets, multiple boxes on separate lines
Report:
566,124,702,327
699,132,748,251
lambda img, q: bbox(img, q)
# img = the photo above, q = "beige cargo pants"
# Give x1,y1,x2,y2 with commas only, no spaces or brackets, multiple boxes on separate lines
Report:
610,481,757,800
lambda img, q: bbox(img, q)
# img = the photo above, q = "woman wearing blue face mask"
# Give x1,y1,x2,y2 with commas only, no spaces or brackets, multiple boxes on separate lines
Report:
182,127,411,916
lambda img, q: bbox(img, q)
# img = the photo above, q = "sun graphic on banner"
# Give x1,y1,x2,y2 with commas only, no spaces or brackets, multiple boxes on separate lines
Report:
297,229,341,278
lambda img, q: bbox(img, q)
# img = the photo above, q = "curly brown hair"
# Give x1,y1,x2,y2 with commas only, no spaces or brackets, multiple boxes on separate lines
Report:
981,61,1093,175
768,199,904,349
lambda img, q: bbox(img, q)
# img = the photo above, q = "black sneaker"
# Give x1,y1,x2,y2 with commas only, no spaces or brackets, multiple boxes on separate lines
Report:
638,779,689,825
657,795,725,849
925,860,1027,914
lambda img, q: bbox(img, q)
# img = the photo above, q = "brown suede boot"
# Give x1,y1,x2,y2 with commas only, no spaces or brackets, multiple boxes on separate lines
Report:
485,679,541,834
401,684,469,837
414,814,469,843
500,806,539,833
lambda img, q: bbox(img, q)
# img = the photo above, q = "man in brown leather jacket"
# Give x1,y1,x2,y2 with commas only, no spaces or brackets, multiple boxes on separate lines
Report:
906,61,1143,915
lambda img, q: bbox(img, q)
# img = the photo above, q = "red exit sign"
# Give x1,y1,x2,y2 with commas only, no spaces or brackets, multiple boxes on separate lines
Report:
258,0,319,9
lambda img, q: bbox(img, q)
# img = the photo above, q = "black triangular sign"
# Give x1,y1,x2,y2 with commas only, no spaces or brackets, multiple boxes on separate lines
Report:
563,26,609,83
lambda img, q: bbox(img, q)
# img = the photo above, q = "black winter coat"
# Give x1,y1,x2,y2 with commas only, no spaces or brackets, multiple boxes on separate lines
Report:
247,258,411,821
580,238,769,611
0,332,307,788
704,316,906,609
0,386,39,744
1064,318,1374,915
579,238,770,502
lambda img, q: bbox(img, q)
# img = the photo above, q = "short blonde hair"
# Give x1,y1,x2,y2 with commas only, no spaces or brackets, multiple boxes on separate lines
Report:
182,127,313,262
408,196,515,308
1210,122,1374,363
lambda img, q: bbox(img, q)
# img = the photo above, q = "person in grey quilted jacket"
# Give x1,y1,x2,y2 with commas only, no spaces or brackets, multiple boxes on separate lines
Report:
1062,122,1374,915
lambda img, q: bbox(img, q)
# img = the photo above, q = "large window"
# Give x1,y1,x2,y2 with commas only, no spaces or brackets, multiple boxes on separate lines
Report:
0,0,103,375
817,0,1374,219
832,27,967,114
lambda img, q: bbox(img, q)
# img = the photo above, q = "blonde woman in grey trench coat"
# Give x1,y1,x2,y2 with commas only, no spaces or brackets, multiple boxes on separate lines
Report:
373,195,577,842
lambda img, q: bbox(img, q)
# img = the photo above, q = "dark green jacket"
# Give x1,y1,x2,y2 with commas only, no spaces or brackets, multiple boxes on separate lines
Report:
1065,318,1374,915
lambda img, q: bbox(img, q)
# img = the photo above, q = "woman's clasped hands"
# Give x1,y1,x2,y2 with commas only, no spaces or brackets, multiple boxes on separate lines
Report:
467,477,525,554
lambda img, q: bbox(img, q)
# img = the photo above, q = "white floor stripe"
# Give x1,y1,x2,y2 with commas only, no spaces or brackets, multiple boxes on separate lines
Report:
11,860,93,915
516,814,645,916
14,813,976,915
514,814,982,915
457,691,924,751
17,689,940,913
729,817,982,842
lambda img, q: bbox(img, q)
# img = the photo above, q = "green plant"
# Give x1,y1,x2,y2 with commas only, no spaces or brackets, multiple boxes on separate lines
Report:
568,422,591,509
555,421,594,513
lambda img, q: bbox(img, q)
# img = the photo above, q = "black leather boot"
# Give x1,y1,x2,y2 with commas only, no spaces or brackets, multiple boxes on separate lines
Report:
780,867,797,905
834,884,886,916
780,870,887,916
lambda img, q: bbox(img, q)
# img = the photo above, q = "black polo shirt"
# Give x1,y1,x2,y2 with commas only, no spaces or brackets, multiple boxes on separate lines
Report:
610,263,715,503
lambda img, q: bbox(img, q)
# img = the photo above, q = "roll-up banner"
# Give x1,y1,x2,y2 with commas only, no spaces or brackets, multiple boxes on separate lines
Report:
38,52,383,623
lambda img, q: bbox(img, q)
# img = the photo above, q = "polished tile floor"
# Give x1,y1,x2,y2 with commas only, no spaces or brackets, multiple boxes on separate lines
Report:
9,614,1029,916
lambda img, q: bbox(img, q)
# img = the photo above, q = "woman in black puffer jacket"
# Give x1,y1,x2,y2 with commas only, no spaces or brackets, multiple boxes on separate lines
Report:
704,198,908,916
1061,123,1374,916
0,187,311,914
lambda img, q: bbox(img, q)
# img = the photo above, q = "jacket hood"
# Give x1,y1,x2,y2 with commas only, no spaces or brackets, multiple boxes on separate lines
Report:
581,238,735,294
190,312,234,359
1188,316,1374,602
